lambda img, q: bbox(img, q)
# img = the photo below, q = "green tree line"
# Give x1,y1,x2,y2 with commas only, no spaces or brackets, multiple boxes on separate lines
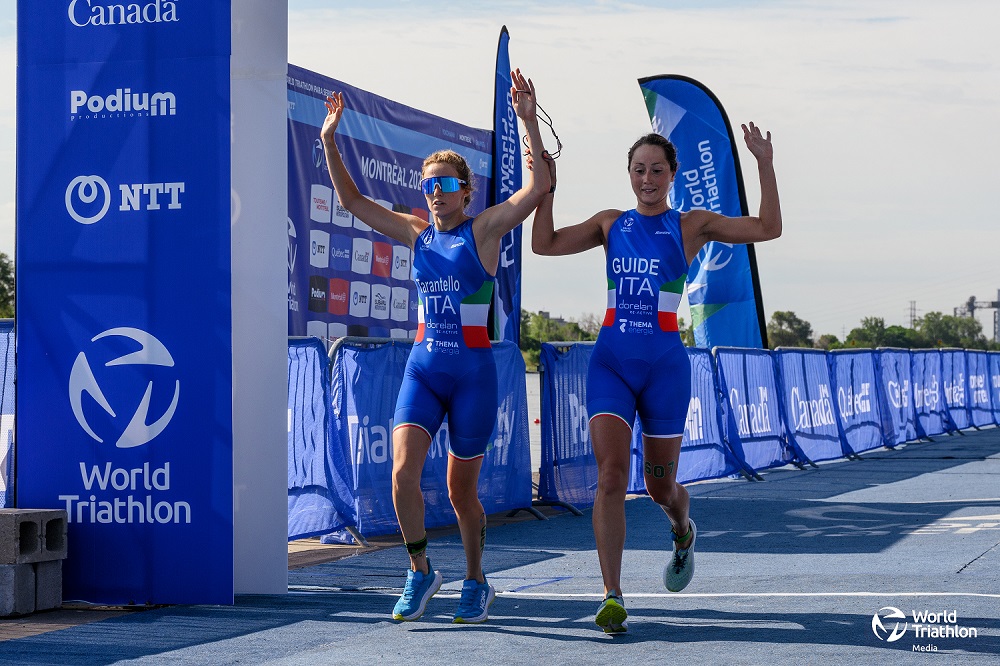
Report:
767,310,998,351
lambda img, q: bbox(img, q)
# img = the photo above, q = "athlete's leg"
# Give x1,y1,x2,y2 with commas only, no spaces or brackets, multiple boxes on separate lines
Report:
590,414,634,597
641,434,691,545
392,425,433,573
447,455,487,582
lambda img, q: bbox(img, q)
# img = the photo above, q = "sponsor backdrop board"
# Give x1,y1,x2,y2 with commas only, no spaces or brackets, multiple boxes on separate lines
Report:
16,1,235,604
287,64,493,340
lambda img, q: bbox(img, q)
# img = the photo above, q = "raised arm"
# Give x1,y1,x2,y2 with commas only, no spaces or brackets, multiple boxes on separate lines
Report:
320,93,426,247
529,153,609,256
682,122,782,262
475,69,551,243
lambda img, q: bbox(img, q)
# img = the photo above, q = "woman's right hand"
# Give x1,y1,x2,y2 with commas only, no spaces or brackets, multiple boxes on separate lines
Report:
526,150,557,192
320,92,345,146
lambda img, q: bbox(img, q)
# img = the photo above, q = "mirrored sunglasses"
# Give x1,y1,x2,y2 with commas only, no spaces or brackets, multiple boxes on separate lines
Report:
420,176,467,195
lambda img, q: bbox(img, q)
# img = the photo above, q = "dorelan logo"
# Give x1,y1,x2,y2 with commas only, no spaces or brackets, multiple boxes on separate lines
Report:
68,0,179,26
69,327,180,449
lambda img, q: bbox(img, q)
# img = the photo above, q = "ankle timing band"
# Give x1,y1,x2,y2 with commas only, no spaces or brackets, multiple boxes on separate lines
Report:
405,537,427,557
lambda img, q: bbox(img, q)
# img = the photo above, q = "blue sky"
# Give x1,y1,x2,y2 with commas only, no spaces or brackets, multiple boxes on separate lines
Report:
2,1,998,339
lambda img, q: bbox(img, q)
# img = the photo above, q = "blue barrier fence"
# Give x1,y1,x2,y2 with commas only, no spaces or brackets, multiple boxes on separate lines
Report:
288,337,532,542
0,321,13,509
536,345,999,508
539,343,750,508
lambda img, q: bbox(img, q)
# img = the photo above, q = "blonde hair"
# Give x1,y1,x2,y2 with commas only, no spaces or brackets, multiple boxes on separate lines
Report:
422,150,475,208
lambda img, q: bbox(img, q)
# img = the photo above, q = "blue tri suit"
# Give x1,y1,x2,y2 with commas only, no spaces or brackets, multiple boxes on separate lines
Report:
393,217,498,460
588,208,691,437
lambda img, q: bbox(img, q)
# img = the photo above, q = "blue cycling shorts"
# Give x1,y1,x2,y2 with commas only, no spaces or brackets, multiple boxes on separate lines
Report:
587,337,691,438
393,345,498,460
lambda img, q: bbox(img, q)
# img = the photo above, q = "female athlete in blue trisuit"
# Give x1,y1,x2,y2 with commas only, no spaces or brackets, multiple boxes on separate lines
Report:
320,69,550,624
531,123,781,632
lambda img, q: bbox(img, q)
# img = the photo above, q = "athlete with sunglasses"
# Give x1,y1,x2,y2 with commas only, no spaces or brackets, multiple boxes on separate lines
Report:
530,125,781,633
320,68,550,624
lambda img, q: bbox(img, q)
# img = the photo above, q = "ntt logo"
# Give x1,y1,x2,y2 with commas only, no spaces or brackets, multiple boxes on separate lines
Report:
68,0,179,27
872,607,907,642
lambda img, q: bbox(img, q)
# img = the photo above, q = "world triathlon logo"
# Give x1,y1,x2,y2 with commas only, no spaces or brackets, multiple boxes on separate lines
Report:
69,328,180,449
312,138,325,169
287,217,298,272
871,606,908,642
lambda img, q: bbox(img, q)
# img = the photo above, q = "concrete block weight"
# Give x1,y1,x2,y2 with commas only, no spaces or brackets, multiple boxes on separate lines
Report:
0,509,69,564
0,563,36,616
34,560,63,612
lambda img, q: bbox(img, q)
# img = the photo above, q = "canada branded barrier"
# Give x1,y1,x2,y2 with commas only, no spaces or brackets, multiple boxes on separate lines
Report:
966,351,993,428
912,350,955,436
941,349,972,430
308,337,531,541
0,321,12,509
828,349,889,454
773,348,848,463
876,348,920,445
714,347,804,471
538,343,751,508
988,352,1000,425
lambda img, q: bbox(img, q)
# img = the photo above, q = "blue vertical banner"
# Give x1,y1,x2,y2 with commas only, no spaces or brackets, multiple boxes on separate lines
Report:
491,27,523,344
638,75,766,348
16,2,234,604
286,65,492,341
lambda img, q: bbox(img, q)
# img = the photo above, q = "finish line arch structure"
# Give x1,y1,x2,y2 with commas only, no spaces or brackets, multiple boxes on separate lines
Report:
15,1,288,604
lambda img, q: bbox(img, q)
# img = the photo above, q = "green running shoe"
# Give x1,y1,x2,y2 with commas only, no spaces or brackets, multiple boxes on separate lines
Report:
595,591,628,634
664,518,697,592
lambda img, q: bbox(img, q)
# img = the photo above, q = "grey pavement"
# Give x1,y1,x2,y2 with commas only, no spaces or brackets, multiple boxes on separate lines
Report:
2,428,999,665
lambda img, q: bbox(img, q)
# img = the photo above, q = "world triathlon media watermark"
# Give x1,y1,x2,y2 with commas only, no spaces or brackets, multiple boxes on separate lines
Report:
872,606,979,653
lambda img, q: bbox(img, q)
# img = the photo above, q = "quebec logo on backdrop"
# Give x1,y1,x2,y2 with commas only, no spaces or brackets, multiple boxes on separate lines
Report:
329,234,352,272
69,327,180,449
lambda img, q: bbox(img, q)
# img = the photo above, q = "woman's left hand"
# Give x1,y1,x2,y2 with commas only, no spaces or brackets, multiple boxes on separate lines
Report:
510,68,537,122
742,121,773,161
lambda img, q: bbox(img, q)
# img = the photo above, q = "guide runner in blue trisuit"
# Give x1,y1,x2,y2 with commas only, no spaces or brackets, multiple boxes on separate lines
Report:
530,122,781,633
320,69,550,624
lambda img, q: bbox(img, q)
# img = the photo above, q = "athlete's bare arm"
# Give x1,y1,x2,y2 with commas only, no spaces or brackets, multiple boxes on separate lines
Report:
681,122,781,263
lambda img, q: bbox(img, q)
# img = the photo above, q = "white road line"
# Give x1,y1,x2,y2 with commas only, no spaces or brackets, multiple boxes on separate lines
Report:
496,591,1000,599
288,587,1000,600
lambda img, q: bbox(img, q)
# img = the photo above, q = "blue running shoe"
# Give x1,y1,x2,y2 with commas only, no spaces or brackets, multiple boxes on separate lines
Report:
595,591,628,634
664,517,696,592
452,576,495,624
392,560,443,621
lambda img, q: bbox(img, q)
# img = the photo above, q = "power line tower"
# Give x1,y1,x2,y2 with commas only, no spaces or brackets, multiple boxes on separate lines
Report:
954,291,1000,342
909,300,917,328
